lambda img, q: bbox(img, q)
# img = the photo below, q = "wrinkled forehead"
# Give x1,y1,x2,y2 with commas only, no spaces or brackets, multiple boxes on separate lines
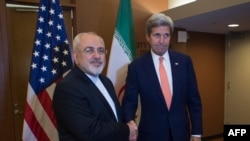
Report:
80,34,105,49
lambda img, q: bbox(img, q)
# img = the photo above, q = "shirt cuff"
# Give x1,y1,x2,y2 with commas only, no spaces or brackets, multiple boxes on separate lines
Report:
192,135,201,137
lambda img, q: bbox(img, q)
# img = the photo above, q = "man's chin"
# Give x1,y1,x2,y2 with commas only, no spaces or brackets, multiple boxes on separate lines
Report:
89,68,103,76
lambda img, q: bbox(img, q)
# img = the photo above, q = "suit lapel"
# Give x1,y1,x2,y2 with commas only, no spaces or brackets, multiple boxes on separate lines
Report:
100,76,122,122
76,67,118,122
168,50,181,108
142,52,169,109
91,78,118,122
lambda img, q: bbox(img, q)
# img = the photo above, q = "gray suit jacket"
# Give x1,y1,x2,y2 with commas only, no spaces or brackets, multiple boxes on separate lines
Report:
53,66,129,141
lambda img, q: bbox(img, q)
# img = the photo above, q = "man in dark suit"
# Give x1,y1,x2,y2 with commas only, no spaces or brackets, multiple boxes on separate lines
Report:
53,32,137,141
122,13,203,141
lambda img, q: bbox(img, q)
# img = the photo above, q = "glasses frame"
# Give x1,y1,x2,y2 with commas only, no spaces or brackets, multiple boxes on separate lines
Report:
79,47,107,55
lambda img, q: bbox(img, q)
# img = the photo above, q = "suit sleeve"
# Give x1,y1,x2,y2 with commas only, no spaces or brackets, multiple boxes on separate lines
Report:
122,62,139,123
53,80,129,141
186,57,203,135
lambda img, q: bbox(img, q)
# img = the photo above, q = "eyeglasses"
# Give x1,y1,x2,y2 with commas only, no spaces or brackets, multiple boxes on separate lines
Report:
80,47,106,55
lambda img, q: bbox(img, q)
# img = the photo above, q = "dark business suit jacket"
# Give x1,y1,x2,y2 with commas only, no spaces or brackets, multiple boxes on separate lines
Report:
53,66,129,141
122,50,202,141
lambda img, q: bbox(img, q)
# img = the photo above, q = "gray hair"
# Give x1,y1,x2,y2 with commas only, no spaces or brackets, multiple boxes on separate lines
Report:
72,32,104,52
145,13,174,35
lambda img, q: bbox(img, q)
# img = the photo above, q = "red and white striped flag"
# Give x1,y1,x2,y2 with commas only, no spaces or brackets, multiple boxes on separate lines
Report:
22,0,73,140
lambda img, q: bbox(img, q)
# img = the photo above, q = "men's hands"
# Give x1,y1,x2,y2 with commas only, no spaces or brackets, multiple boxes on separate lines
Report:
127,120,138,141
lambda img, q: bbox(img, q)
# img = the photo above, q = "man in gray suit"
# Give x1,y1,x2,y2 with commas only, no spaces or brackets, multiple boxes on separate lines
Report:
53,32,137,141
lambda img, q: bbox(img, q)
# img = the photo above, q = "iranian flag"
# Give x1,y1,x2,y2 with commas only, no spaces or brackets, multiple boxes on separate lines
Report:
106,0,136,103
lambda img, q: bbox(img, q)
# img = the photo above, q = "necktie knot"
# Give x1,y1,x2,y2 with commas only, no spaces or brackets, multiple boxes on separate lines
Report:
159,56,164,63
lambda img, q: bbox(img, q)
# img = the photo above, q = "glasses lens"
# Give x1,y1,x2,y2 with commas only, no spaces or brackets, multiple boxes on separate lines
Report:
83,47,105,54
97,48,105,54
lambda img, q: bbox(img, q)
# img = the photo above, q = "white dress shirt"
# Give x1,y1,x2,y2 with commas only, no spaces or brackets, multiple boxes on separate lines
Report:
151,50,173,95
86,74,118,121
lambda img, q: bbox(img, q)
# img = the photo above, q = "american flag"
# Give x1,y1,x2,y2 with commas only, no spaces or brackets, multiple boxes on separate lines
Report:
22,0,73,140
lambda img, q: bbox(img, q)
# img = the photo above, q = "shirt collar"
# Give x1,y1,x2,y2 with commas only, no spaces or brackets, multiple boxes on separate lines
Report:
85,73,99,83
151,49,170,63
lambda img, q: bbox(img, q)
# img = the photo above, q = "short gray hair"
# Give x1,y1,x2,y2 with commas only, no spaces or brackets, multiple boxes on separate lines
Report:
145,13,174,35
73,32,104,52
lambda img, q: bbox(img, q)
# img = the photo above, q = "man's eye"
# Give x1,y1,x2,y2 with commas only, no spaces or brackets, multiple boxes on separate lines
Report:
82,47,106,54
83,47,94,53
154,34,161,38
97,48,106,54
164,33,170,38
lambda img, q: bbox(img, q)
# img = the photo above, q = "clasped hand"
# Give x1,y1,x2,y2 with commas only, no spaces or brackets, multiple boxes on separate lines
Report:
127,120,138,141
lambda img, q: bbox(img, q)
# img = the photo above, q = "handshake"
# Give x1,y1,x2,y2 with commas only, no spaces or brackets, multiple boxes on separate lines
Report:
127,120,138,141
